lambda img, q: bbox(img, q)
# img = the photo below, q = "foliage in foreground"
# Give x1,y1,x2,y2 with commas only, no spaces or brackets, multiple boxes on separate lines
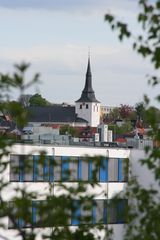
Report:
0,64,111,240
105,0,160,239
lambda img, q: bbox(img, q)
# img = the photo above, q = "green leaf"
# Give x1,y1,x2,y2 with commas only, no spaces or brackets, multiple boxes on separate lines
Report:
104,14,114,23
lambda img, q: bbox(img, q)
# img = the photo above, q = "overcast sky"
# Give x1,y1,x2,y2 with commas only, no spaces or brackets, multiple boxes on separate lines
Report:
0,0,158,107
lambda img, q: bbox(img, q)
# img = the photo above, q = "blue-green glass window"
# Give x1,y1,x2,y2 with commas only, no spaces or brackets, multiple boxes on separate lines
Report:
88,160,93,181
62,156,69,181
116,199,126,223
78,158,82,180
49,156,54,182
19,156,24,182
33,155,39,181
118,159,123,182
32,202,37,226
43,156,49,181
99,158,108,182
71,200,81,225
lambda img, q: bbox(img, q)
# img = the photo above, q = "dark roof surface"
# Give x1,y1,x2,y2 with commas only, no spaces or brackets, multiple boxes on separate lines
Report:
76,58,100,103
75,117,88,123
27,106,76,123
27,106,88,124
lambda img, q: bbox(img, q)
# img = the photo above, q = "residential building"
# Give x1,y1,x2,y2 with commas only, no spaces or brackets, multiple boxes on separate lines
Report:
100,106,115,118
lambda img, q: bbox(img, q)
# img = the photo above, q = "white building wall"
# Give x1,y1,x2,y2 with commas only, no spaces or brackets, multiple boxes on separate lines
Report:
97,124,108,142
130,149,158,188
75,102,100,127
0,144,131,240
3,145,157,240
108,130,113,142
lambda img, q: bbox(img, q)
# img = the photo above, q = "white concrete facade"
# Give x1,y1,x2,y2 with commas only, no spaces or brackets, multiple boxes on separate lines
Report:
0,143,153,240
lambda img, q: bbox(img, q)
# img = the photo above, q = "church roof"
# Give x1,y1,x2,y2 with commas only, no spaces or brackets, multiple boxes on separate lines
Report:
27,106,75,123
26,106,88,123
76,57,100,103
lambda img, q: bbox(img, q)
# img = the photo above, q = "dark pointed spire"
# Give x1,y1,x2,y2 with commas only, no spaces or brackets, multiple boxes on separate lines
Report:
83,57,93,92
76,56,99,103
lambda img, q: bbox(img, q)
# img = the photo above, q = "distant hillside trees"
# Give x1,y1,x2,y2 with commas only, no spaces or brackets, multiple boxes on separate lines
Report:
29,93,52,106
108,121,133,136
60,125,79,137
135,102,145,119
104,104,136,123
108,107,120,121
119,104,135,120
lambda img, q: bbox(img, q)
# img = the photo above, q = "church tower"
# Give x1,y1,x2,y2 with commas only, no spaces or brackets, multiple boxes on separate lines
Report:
75,57,100,127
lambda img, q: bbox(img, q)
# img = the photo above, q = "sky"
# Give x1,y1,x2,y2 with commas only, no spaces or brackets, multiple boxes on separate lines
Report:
0,0,158,107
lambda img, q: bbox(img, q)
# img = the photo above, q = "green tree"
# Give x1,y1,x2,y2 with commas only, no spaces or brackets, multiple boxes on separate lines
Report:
108,107,120,121
0,64,110,240
29,93,52,106
0,63,40,239
135,102,145,120
119,104,134,120
105,0,160,239
59,125,79,137
135,101,160,128
109,121,132,136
